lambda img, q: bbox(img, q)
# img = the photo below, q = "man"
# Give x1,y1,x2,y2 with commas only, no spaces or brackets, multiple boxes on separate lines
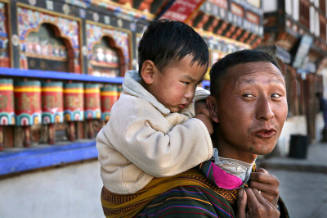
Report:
101,50,289,217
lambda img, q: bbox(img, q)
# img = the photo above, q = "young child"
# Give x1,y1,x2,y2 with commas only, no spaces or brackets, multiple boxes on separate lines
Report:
96,19,213,194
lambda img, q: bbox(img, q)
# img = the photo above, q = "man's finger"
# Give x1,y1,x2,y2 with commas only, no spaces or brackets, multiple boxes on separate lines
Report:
250,180,279,196
252,188,269,205
256,168,268,174
237,189,247,218
250,175,280,206
245,188,261,207
246,188,280,218
250,171,279,186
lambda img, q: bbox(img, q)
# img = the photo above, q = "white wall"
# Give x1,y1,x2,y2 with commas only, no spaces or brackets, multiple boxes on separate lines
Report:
277,113,324,156
263,0,277,12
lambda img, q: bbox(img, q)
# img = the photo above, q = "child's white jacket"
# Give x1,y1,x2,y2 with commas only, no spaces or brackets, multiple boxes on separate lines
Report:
96,71,213,194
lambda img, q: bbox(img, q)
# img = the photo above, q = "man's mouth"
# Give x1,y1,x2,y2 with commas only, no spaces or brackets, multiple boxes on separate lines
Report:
255,129,277,138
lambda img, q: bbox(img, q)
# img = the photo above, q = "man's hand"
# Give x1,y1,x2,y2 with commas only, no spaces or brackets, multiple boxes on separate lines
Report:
195,100,213,134
249,168,280,206
237,188,280,218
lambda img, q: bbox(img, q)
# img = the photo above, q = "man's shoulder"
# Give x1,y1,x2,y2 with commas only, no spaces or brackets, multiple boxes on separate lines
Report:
137,185,235,217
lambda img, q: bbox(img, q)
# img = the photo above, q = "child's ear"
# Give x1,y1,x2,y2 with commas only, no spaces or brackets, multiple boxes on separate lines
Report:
206,96,219,123
140,60,157,85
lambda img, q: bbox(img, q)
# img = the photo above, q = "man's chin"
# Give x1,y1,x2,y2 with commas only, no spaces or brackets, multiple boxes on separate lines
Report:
255,147,276,156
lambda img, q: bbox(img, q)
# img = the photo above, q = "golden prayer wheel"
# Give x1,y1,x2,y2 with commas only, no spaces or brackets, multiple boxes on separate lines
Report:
100,84,119,121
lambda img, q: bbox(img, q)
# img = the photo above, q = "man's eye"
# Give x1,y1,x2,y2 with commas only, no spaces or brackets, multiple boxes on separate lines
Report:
181,81,190,85
242,93,255,98
271,93,282,98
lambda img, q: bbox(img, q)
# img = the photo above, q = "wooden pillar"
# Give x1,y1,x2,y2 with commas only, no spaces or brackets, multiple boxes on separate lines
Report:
138,0,154,12
224,25,236,38
239,31,250,42
68,122,75,141
304,74,315,143
231,28,243,40
23,126,31,147
9,0,20,68
244,33,256,44
207,18,220,32
216,21,229,35
252,37,263,48
194,13,210,29
186,10,200,26
119,0,133,7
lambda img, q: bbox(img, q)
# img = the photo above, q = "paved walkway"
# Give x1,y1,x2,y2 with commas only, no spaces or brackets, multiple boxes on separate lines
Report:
259,142,327,218
0,160,104,218
259,142,327,173
1,143,326,218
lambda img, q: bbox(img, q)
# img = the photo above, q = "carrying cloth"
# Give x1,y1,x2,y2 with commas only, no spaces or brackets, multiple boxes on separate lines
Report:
101,168,236,217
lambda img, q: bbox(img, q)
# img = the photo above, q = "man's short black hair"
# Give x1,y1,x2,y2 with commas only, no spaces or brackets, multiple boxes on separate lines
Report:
210,49,280,97
138,19,209,72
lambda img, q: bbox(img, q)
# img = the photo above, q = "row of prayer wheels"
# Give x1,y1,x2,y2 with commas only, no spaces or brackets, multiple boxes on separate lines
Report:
0,79,121,149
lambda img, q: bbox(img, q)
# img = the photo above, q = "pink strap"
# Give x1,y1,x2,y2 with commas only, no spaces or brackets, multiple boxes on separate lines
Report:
211,162,243,190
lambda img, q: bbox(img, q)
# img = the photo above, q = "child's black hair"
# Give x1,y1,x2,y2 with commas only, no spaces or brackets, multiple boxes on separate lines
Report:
210,49,281,97
138,19,209,72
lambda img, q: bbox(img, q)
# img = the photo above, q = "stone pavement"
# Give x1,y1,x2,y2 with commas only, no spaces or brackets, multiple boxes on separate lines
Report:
1,143,326,218
0,160,104,218
259,142,327,218
259,142,327,173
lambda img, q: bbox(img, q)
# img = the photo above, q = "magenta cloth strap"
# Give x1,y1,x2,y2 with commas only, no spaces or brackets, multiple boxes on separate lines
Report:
199,160,244,190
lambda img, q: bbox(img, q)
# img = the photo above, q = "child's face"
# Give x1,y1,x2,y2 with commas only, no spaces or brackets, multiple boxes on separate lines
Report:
149,55,207,113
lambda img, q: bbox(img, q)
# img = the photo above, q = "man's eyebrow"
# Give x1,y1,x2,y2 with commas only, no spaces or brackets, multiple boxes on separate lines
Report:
241,77,285,85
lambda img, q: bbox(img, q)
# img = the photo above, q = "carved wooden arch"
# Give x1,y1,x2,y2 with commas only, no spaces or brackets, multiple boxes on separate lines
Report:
26,22,75,72
101,35,126,76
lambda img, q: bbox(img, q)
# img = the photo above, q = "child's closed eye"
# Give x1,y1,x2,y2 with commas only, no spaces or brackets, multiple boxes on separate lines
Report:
181,81,191,85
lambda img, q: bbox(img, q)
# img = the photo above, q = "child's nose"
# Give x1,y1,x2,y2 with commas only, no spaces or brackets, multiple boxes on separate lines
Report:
184,87,194,100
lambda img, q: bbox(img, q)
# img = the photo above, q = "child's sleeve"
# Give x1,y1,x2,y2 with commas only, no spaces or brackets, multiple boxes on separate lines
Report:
106,98,213,177
194,86,210,102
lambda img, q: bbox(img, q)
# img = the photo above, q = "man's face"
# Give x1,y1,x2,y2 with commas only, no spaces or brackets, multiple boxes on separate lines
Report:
209,61,288,162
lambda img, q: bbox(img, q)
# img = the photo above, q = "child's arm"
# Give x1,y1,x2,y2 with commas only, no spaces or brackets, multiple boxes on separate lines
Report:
102,96,213,177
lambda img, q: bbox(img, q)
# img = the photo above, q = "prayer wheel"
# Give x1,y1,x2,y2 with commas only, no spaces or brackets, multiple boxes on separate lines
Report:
14,80,41,147
42,81,63,144
0,79,15,150
84,83,101,138
64,83,84,122
84,83,101,120
100,84,119,122
0,79,15,125
64,83,84,141
42,81,64,124
14,80,41,125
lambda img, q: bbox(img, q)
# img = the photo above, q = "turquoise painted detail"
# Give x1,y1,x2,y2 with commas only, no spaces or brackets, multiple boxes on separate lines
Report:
0,113,15,125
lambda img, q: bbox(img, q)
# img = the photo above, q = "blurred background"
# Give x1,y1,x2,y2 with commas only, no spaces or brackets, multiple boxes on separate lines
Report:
0,0,327,217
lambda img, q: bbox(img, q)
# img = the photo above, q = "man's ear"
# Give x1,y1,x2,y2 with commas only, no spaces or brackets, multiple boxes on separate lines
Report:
206,96,219,123
140,60,157,85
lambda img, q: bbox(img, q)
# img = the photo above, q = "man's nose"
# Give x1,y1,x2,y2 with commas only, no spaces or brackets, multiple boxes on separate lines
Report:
256,96,274,120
